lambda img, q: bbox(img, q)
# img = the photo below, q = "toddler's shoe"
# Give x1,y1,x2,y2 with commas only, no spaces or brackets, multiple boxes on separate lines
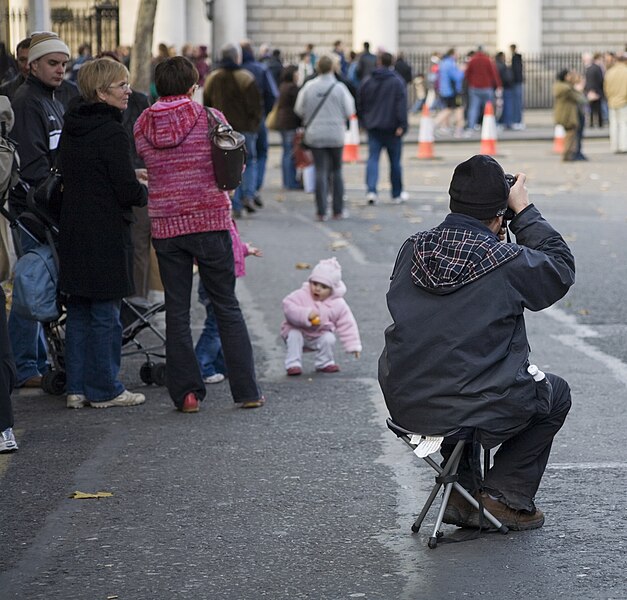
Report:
316,364,340,373
286,367,302,376
203,373,225,384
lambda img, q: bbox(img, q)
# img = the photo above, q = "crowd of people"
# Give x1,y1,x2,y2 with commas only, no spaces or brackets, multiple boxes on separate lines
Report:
0,32,588,536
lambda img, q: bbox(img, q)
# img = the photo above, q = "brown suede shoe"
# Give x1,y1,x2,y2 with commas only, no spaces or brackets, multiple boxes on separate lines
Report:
469,493,545,531
442,488,477,527
20,375,42,388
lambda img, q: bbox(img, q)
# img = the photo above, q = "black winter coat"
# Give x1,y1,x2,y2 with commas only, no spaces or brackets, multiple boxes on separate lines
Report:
379,207,575,447
58,99,147,300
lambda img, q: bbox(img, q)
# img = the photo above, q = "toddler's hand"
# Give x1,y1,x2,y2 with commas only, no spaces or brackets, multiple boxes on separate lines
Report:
246,243,263,257
308,312,320,326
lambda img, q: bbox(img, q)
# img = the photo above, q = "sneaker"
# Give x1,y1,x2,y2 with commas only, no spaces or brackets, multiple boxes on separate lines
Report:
333,209,349,220
366,192,378,205
467,492,545,531
0,428,18,452
243,199,256,214
240,395,266,409
286,366,302,376
178,392,199,413
253,194,264,208
90,389,146,408
316,364,340,373
391,191,408,204
67,394,88,409
203,373,225,384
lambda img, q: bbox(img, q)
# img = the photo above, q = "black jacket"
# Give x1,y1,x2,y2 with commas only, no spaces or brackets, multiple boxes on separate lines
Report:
8,75,66,215
58,99,147,300
379,206,575,446
357,67,408,133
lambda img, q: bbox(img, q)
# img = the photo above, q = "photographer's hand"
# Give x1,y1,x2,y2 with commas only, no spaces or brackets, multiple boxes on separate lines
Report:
508,172,529,216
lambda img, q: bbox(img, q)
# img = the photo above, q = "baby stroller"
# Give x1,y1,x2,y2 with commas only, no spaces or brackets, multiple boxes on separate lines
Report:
0,184,167,395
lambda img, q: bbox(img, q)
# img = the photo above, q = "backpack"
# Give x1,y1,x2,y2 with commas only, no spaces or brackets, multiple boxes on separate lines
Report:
0,96,20,202
11,244,60,322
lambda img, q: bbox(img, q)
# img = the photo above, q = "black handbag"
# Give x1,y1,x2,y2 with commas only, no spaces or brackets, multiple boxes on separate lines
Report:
32,164,63,226
205,107,246,191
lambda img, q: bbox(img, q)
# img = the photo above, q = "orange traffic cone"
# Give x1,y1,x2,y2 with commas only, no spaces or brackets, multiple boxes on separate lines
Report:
479,101,498,155
343,114,360,162
417,102,435,159
552,124,565,154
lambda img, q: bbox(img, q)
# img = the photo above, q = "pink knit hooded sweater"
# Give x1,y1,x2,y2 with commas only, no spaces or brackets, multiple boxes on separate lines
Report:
134,96,232,239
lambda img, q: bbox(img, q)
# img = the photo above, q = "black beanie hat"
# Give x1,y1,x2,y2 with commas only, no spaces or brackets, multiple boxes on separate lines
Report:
448,155,509,220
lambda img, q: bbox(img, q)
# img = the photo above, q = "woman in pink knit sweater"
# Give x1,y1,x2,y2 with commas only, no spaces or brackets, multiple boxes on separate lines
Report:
134,56,264,412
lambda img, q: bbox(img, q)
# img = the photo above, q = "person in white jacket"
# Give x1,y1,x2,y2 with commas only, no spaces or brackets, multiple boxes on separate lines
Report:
281,257,361,375
294,54,355,220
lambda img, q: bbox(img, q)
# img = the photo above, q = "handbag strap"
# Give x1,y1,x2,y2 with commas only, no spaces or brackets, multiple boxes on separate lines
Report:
304,82,337,128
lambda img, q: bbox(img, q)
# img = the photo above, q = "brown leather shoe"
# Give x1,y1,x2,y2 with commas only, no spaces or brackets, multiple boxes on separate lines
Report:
20,375,42,388
442,488,477,527
469,493,545,531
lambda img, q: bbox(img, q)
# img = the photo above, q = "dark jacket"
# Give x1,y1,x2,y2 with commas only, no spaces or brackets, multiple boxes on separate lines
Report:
275,81,301,131
203,60,262,132
511,52,524,84
122,90,150,168
8,75,65,215
357,67,408,133
58,99,147,300
378,206,575,447
241,49,279,116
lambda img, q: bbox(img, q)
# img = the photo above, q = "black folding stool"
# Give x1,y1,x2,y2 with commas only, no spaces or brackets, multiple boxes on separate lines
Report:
386,417,509,548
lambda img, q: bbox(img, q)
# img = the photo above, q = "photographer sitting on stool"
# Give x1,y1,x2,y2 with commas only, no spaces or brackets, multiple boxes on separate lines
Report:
379,155,575,531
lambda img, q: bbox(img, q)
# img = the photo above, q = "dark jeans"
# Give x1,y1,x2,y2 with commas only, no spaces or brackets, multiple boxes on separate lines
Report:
366,129,403,198
311,146,344,217
0,287,16,431
195,281,226,378
256,121,268,192
441,373,571,512
152,231,260,408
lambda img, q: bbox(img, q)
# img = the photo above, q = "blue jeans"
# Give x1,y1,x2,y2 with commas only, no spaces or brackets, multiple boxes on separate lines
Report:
0,287,16,430
195,281,226,378
467,87,495,129
311,146,344,217
232,131,258,211
65,297,125,402
366,130,403,198
280,130,299,189
499,88,515,128
511,82,523,124
256,121,268,192
152,231,261,407
8,228,49,385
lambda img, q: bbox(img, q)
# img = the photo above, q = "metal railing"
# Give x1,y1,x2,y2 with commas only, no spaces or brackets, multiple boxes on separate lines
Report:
283,51,590,109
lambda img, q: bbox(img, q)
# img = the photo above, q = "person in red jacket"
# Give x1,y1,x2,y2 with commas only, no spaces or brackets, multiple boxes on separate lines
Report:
464,45,502,131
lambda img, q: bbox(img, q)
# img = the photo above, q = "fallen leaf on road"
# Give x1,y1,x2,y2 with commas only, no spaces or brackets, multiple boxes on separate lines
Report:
295,262,311,270
577,309,590,316
408,216,424,224
69,491,114,500
330,240,349,250
370,224,382,232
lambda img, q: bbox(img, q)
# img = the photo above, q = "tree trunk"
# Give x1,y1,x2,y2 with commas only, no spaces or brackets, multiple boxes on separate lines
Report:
129,0,158,96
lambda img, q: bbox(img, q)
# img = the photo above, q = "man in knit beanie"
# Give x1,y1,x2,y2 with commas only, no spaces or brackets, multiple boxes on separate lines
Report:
380,155,575,533
7,32,70,389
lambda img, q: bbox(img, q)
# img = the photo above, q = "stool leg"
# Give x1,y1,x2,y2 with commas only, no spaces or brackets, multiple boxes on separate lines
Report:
411,481,442,533
428,443,464,548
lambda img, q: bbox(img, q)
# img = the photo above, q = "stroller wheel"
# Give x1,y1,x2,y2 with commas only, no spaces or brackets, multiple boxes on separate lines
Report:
42,369,66,395
151,362,167,386
140,361,154,385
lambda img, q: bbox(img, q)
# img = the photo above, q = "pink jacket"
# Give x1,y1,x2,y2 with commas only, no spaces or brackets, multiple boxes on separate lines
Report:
281,282,362,353
134,96,232,239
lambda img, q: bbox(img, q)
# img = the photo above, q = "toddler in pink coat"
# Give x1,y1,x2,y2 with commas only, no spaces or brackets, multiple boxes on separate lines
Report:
281,257,361,375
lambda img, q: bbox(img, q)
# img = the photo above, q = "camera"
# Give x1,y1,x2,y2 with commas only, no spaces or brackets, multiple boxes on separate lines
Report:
503,173,517,221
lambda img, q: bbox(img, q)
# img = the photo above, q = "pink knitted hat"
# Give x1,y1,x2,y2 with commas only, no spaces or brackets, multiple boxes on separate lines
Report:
309,257,342,289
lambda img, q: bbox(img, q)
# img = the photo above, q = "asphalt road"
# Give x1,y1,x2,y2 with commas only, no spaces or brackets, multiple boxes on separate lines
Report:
1,136,626,600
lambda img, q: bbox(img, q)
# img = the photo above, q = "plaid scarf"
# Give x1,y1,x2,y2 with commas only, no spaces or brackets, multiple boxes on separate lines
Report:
411,226,521,292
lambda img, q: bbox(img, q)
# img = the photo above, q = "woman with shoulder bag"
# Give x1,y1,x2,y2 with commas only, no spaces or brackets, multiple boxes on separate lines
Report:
134,56,264,413
59,58,148,409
